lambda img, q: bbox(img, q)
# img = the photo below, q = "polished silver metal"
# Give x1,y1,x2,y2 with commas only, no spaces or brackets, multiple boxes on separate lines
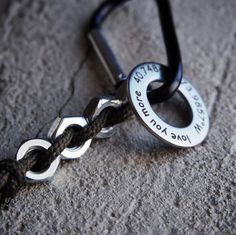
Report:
48,117,92,159
84,96,123,138
127,62,209,147
16,139,60,181
88,29,126,86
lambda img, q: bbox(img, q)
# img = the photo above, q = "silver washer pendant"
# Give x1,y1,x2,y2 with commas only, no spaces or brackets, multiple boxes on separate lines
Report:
127,62,209,147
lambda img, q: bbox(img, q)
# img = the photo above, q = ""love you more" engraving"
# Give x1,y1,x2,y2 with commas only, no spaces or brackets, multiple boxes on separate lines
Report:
127,62,209,147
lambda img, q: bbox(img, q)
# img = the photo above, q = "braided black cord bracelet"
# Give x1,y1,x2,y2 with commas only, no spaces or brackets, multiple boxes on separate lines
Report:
0,0,209,208
0,103,132,205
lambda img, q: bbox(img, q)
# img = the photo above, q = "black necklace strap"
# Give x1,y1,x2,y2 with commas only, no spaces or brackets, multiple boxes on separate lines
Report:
89,0,183,103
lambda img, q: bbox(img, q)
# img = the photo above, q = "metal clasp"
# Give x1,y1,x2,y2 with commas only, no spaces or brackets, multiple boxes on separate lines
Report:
88,0,183,102
87,0,209,147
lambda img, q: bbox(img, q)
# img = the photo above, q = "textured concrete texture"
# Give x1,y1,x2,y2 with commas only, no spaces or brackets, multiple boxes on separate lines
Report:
0,0,236,234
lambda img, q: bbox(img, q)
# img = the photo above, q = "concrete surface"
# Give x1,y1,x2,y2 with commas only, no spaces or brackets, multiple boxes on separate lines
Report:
0,0,235,234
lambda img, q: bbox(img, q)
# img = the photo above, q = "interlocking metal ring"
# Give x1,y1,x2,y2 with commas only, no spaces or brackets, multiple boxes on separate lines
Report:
127,62,209,147
16,139,61,181
84,96,123,138
48,117,92,159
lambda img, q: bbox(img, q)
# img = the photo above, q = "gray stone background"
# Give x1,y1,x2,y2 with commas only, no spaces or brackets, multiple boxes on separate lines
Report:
0,0,235,234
